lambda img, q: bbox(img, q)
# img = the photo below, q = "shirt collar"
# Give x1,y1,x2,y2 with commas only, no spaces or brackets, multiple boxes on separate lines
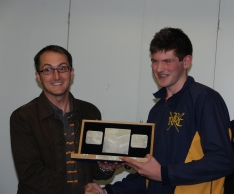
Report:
49,95,74,116
153,76,195,105
37,92,77,121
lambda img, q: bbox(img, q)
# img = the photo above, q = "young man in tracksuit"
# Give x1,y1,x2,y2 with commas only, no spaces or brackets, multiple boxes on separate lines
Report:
87,27,234,194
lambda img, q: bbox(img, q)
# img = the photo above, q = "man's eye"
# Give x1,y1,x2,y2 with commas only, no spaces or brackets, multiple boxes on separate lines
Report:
165,60,171,64
58,66,66,70
43,68,51,72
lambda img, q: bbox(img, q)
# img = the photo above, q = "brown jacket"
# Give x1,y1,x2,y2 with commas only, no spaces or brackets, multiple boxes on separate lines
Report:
10,92,113,194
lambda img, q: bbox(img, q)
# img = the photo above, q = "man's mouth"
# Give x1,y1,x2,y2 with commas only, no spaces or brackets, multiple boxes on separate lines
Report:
159,74,168,78
52,82,63,86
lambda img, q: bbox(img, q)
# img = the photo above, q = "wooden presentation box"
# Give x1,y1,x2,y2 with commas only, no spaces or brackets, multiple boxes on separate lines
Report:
71,120,155,163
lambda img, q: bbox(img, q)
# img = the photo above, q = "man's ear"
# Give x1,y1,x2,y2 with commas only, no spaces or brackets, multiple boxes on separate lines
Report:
70,68,74,80
183,55,192,70
35,72,41,83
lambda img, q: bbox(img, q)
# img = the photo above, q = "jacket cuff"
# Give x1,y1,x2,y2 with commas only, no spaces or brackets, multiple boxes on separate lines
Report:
105,184,114,194
161,165,170,185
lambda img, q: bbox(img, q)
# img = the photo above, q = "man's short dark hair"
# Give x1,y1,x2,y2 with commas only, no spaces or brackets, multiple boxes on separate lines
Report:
150,27,193,61
34,45,73,72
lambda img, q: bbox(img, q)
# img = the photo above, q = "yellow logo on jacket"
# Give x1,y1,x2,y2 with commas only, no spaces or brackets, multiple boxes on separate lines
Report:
167,111,185,132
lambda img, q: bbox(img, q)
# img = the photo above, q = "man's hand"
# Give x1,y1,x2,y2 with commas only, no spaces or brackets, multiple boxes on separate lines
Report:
85,183,106,194
85,187,99,194
98,161,124,172
120,154,162,181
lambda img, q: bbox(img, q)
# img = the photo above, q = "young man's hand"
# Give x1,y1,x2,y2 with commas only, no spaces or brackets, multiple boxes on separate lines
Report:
120,154,162,181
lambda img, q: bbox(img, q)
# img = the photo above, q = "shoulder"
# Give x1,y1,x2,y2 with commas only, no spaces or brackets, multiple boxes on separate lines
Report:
188,81,224,104
189,82,228,115
186,76,221,100
11,97,39,118
74,98,100,111
189,81,216,94
72,97,101,120
10,97,43,129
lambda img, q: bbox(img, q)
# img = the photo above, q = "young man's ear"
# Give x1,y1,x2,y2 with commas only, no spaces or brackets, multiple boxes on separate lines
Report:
183,55,192,70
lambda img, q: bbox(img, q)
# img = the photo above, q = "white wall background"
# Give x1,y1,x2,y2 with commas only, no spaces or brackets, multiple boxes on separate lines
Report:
0,0,234,193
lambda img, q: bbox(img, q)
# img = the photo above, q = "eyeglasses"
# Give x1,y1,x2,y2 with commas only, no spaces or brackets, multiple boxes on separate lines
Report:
38,65,71,75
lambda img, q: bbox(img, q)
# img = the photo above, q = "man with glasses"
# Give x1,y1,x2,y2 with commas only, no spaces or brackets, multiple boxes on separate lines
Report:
10,45,115,194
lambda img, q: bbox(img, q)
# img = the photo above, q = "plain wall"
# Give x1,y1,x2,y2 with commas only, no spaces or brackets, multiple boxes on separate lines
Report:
1,0,234,193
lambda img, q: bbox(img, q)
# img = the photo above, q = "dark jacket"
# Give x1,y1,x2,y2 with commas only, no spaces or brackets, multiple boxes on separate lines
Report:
10,92,113,194
105,76,233,194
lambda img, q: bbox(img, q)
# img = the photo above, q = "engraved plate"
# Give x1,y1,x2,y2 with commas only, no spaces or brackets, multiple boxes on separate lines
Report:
85,130,103,145
131,134,148,148
102,128,131,154
96,155,121,161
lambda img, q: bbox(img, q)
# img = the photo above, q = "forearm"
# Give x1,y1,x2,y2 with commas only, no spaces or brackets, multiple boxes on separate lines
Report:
163,133,233,186
165,153,233,186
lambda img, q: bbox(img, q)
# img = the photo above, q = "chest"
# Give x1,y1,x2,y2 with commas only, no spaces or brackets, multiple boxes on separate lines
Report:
148,97,197,164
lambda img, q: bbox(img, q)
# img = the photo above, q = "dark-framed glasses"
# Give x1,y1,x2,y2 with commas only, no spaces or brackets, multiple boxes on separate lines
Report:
38,65,71,75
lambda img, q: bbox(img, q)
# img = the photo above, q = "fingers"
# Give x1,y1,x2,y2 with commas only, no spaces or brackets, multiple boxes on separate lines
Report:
85,183,93,191
85,190,99,194
85,187,99,194
85,183,103,194
90,183,106,194
119,157,139,171
120,156,140,166
119,155,151,171
120,154,151,164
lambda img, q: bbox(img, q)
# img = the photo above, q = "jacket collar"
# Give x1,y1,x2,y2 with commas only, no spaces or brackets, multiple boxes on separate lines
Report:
153,76,195,106
37,92,81,121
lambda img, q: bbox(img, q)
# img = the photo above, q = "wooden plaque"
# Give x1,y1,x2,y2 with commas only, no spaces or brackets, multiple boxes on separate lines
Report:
71,120,155,162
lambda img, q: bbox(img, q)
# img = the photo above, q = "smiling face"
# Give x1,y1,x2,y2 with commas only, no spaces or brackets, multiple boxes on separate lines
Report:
35,51,74,102
151,50,192,96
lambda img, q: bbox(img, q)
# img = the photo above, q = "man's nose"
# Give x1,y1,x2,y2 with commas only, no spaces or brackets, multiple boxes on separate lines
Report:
156,62,165,72
53,69,60,79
